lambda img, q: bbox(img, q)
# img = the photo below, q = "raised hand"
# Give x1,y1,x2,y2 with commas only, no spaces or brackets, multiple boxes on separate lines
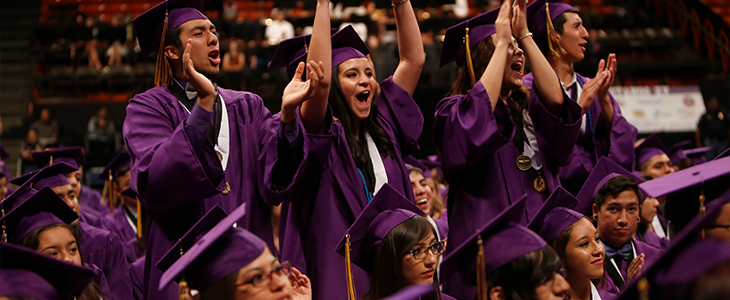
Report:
183,39,216,111
494,0,514,48
577,69,609,115
281,60,324,124
512,0,529,38
626,253,645,282
289,266,312,300
596,53,617,104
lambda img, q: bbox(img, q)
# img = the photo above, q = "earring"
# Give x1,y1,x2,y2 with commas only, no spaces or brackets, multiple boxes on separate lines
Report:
638,217,641,223
593,215,599,221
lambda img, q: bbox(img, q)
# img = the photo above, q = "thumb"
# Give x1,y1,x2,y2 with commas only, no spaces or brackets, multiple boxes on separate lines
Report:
293,61,305,79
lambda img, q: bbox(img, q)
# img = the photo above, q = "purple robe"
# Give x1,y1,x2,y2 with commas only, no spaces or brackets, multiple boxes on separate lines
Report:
433,81,581,300
129,257,145,300
638,228,669,250
441,292,457,300
523,73,638,195
123,85,305,300
603,237,663,292
89,263,112,299
78,221,133,300
433,217,449,241
279,77,423,300
79,185,109,219
101,205,144,262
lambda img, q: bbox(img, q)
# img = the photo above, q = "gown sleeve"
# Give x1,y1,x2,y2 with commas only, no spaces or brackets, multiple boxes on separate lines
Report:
592,91,638,171
527,81,582,166
375,76,424,158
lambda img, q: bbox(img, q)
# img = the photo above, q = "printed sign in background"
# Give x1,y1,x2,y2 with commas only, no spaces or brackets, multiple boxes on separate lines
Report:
610,86,707,134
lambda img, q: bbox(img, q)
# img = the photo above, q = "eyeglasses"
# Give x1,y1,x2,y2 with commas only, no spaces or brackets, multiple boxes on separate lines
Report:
407,240,446,260
236,261,292,289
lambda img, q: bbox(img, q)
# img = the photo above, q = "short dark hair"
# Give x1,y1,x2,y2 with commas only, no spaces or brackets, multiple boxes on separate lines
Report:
164,26,184,54
199,271,237,300
536,9,581,58
593,175,642,210
486,246,563,300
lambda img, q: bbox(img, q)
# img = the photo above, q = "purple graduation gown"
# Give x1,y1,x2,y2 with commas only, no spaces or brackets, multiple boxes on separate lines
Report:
433,81,581,299
101,205,144,262
130,257,145,300
603,237,663,292
638,228,669,250
279,77,423,300
79,185,109,219
78,221,133,300
523,73,638,195
88,263,112,299
123,85,305,300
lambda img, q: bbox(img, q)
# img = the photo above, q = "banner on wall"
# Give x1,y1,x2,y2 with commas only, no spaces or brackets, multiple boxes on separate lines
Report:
609,85,706,133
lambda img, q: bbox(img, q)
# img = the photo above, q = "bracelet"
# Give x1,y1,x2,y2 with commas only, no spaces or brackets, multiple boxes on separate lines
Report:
519,32,533,41
392,0,409,7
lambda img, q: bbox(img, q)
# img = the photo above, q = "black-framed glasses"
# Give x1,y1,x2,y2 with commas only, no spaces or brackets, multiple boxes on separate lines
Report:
236,261,292,288
407,240,446,260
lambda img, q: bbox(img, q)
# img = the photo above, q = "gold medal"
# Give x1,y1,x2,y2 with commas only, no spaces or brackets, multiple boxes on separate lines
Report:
516,154,532,171
217,151,223,161
533,176,546,192
222,181,231,195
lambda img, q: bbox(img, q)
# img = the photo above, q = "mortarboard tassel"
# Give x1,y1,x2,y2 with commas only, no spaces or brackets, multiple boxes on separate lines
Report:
545,3,567,59
344,234,357,300
178,246,192,300
638,277,650,300
464,27,477,87
1,206,6,242
699,175,706,239
155,11,172,86
48,155,53,166
107,170,115,214
137,197,143,239
476,235,487,300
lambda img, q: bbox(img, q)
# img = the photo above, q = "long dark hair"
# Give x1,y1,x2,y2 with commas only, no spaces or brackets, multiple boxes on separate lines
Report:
199,271,238,300
330,65,395,175
364,216,441,300
486,246,563,300
19,223,106,300
551,217,608,291
446,36,530,129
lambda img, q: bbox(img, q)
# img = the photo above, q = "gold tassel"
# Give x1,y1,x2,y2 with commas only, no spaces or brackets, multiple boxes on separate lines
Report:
344,234,357,300
178,246,191,300
465,27,477,87
137,197,143,239
545,3,567,59
476,235,487,300
49,155,53,166
107,170,115,214
155,11,172,86
638,277,650,300
1,206,7,242
699,176,706,239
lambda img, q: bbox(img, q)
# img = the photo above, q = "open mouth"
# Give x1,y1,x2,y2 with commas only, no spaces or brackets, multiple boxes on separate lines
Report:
416,198,428,206
579,43,587,52
510,61,524,76
356,91,370,103
208,50,221,65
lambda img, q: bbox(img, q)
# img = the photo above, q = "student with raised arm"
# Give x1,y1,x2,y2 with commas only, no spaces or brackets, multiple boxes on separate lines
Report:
268,0,425,298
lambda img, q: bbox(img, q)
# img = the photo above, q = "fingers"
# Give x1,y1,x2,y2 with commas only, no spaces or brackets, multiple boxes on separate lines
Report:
293,61,306,78
595,59,605,77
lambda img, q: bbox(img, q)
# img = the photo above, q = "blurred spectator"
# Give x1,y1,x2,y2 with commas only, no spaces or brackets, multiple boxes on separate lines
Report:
222,39,246,91
265,9,295,45
443,0,469,19
29,108,59,147
86,105,116,166
20,129,42,174
80,16,103,72
106,15,129,68
697,97,730,160
222,0,239,22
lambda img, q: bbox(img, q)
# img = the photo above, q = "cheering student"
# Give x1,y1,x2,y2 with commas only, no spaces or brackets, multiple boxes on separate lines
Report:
268,0,425,297
524,0,637,195
124,0,321,299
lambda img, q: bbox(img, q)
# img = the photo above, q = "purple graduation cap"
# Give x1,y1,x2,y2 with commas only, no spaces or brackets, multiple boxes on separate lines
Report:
615,197,730,300
667,140,691,165
0,161,6,180
525,0,576,57
10,162,76,191
97,151,131,182
714,147,730,160
120,187,138,199
634,134,670,171
335,183,425,274
31,146,86,170
156,205,227,272
574,157,644,216
439,195,547,288
527,187,583,245
133,0,208,86
404,156,432,179
440,6,500,67
0,242,96,300
683,146,711,165
157,203,267,291
0,145,9,177
270,25,367,78
380,284,435,300
0,186,78,243
639,156,730,223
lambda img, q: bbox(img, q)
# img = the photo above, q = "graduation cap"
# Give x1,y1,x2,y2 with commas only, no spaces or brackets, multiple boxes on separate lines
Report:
335,183,425,299
667,140,691,165
403,156,432,178
0,145,8,178
684,146,711,166
0,242,96,300
639,156,730,224
270,25,367,79
0,161,6,180
156,205,227,272
440,195,547,299
120,186,144,239
527,187,582,245
574,157,644,216
634,134,670,171
440,5,499,86
380,284,435,300
133,0,208,86
10,163,76,191
715,147,730,160
0,186,77,243
616,197,730,300
31,146,86,170
525,0,576,58
157,203,267,294
97,151,131,214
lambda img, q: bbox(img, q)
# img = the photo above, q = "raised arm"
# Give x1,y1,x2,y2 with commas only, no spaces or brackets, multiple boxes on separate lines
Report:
480,0,513,111
390,0,425,96
299,0,332,133
512,0,566,115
